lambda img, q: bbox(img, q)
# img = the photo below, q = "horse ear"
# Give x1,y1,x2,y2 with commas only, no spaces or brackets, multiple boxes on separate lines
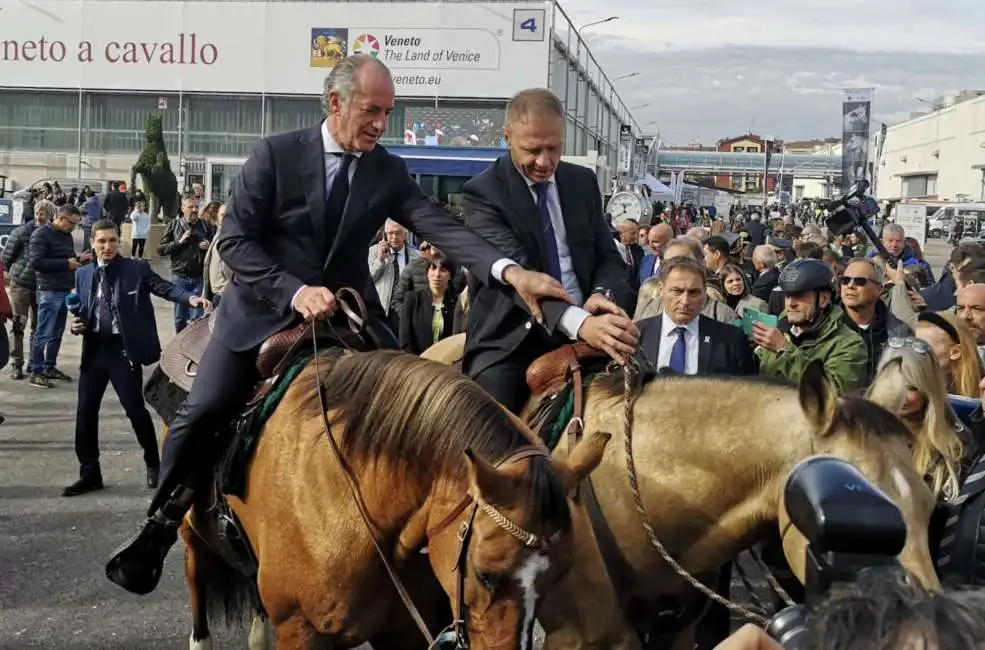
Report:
798,360,838,430
560,431,612,498
463,448,511,506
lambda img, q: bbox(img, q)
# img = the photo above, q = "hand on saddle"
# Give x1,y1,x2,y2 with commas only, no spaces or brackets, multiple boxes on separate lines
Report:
501,265,571,324
576,313,639,365
188,295,212,312
583,292,628,318
69,317,86,335
292,286,338,321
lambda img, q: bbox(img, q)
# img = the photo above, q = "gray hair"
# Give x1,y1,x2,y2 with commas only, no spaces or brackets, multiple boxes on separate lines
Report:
321,54,391,113
882,223,905,239
752,244,777,268
33,199,56,221
847,257,885,284
665,236,704,262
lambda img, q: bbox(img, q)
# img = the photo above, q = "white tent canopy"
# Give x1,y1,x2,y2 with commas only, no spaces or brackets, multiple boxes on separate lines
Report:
634,173,674,200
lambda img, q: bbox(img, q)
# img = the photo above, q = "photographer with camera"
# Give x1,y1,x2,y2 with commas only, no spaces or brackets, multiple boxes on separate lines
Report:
714,456,985,650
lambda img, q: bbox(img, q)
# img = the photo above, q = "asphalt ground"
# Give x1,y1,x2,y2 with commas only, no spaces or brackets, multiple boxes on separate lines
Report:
0,239,954,649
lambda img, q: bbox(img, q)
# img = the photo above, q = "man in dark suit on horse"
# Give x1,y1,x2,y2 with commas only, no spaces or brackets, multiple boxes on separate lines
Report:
106,55,569,595
461,88,639,413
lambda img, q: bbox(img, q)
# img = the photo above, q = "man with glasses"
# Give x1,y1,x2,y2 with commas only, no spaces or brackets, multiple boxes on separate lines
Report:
840,258,912,383
751,258,868,392
26,204,89,388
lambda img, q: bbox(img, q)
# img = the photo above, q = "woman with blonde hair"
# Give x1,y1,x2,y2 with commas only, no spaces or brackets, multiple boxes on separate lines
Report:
914,311,982,398
867,338,965,501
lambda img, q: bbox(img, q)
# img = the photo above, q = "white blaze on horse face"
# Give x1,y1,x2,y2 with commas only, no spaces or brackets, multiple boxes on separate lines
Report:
515,552,551,650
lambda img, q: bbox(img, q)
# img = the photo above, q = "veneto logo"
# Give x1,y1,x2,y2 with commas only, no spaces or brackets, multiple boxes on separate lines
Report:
0,33,218,65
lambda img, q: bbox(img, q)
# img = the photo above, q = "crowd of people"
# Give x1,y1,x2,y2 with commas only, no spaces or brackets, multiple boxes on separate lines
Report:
2,53,985,647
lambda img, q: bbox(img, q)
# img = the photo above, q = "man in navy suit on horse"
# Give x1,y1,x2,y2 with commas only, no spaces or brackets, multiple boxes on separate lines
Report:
106,54,570,595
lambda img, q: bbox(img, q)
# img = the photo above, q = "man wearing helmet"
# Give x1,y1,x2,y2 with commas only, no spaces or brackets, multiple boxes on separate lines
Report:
751,258,868,392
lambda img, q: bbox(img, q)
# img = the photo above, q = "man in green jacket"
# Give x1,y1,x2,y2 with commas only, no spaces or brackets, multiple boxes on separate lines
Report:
751,259,868,393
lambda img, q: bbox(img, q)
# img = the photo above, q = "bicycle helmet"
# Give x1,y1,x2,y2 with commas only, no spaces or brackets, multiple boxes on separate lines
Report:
778,259,834,294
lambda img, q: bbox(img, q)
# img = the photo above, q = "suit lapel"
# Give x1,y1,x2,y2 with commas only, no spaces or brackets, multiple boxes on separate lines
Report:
697,317,712,374
645,318,663,368
501,157,545,266
325,146,378,271
301,125,328,256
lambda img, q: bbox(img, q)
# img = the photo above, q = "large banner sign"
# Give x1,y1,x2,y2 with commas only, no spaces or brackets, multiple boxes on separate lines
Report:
842,88,874,194
0,1,551,98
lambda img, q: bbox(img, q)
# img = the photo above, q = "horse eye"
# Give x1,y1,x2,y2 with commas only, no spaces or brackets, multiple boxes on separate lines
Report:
474,568,502,592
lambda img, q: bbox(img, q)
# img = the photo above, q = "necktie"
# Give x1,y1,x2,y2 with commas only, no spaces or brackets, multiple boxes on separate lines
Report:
324,153,355,246
97,266,114,334
392,251,400,279
669,326,687,374
936,457,985,571
533,182,563,281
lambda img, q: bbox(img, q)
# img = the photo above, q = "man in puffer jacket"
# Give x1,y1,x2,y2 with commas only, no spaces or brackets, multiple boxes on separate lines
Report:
0,199,55,379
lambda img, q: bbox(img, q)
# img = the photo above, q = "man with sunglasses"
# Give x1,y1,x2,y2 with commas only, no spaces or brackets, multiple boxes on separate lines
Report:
752,258,868,392
840,258,912,383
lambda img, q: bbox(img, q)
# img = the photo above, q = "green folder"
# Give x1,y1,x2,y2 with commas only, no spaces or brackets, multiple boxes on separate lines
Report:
740,308,778,335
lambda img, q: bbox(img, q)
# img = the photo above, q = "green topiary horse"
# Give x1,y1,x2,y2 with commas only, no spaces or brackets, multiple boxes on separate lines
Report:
131,114,178,221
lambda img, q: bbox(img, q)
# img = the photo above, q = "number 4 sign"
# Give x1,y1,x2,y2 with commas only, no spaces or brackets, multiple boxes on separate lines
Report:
513,8,546,41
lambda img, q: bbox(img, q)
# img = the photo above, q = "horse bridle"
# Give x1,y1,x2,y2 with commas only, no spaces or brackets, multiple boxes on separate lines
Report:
426,446,562,649
310,306,560,649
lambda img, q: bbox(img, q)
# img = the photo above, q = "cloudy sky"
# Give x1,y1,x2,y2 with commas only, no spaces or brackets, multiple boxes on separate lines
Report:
558,0,985,144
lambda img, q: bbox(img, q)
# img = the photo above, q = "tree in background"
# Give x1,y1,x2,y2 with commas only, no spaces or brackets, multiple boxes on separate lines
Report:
131,114,178,221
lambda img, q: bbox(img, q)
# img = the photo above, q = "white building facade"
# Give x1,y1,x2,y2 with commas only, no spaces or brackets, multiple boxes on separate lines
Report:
876,93,985,202
0,0,639,201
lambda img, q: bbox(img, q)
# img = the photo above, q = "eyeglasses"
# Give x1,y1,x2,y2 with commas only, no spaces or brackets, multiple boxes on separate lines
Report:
888,337,932,355
840,276,878,287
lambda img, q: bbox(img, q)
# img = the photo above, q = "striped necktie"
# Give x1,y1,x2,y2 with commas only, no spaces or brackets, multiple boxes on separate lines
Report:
936,454,985,570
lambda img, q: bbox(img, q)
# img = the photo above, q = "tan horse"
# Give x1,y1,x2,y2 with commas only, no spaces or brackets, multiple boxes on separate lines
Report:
180,349,609,650
423,335,941,650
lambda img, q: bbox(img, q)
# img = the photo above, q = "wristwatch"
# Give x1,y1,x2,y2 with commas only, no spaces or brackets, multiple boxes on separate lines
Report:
591,287,615,302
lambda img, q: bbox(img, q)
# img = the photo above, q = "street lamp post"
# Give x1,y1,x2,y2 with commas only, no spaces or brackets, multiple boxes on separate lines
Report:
578,16,618,31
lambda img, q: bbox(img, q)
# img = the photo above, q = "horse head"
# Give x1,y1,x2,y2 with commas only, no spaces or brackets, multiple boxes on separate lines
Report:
425,427,610,650
778,360,941,590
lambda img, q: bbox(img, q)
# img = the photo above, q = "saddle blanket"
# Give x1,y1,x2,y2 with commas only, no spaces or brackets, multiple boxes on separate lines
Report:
143,352,315,497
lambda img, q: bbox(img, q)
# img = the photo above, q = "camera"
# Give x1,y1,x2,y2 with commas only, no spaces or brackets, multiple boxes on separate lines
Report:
766,456,908,649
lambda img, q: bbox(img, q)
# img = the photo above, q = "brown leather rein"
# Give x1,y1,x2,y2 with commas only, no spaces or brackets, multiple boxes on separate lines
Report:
310,293,558,649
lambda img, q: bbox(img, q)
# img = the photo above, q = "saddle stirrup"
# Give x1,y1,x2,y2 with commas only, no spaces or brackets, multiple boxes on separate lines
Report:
155,485,196,526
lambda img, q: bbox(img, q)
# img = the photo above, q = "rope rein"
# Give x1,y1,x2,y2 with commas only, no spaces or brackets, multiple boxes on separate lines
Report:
619,361,794,627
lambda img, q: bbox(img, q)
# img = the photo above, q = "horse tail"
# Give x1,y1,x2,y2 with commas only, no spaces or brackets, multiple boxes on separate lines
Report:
184,523,264,628
204,551,264,627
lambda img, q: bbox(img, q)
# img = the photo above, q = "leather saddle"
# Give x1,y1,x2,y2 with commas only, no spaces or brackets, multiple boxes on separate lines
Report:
158,287,374,395
525,342,607,398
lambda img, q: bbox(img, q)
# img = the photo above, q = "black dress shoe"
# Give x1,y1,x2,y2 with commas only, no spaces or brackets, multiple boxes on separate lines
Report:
63,474,105,497
146,467,159,489
106,517,179,595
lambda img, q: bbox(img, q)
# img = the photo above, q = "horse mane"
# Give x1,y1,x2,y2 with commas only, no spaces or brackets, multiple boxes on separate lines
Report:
291,350,569,527
590,365,911,443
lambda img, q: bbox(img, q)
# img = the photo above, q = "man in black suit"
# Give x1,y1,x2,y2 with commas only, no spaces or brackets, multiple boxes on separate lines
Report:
106,56,568,595
462,88,638,413
637,256,756,376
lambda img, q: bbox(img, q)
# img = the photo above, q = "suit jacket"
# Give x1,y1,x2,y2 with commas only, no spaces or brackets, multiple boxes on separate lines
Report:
462,156,631,376
368,243,421,314
215,123,505,351
74,257,191,367
399,288,456,355
638,253,659,286
637,314,757,377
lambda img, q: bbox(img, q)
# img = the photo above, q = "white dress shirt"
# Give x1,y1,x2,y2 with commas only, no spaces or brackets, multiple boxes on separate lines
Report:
292,121,517,309
656,312,699,375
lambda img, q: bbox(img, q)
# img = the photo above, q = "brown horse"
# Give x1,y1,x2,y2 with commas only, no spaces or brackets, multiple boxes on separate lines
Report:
181,349,609,650
423,335,942,650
